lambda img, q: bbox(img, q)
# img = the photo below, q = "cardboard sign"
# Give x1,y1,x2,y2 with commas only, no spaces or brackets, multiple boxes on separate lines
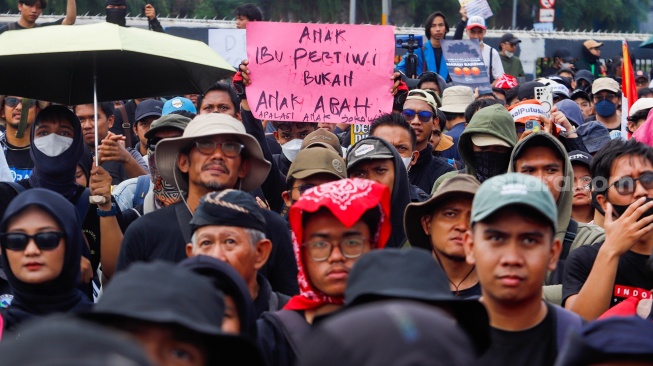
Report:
440,39,491,92
208,29,247,68
459,0,494,19
246,22,395,123
539,8,555,23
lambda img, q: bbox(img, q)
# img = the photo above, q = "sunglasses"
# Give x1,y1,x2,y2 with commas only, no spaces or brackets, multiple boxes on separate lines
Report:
4,97,37,109
146,137,164,152
402,109,434,123
607,172,653,195
193,139,244,157
292,183,316,195
1,231,65,251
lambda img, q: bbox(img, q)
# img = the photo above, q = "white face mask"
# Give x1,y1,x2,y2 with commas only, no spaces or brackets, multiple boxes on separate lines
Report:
34,133,73,157
281,139,303,162
504,50,514,58
401,156,413,170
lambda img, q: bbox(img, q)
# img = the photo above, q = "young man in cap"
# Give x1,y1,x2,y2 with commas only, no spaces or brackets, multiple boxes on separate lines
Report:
508,132,605,303
463,173,582,366
465,16,504,83
117,113,298,296
499,33,524,79
133,99,163,158
569,150,595,224
563,139,653,320
186,190,289,317
571,89,594,120
541,48,575,77
440,85,475,162
83,261,265,366
575,40,604,78
405,174,481,298
590,77,622,136
628,97,653,134
635,70,650,91
0,0,76,34
162,96,197,116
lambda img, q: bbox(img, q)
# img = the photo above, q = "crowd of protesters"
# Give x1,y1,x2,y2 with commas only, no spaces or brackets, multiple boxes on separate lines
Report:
0,1,653,365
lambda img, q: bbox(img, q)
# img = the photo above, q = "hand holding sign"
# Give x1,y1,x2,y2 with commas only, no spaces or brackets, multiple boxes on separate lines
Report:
246,22,395,124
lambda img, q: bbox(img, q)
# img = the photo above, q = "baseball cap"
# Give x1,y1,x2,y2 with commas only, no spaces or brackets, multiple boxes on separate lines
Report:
287,147,346,183
346,137,395,170
189,189,267,235
629,97,653,117
517,81,545,100
301,128,342,153
466,16,486,30
635,70,650,82
439,85,475,113
471,133,511,147
500,33,521,44
568,150,592,168
404,174,480,250
406,89,438,112
508,99,545,124
163,96,197,115
144,114,191,139
434,133,454,151
591,77,619,94
575,70,595,83
584,40,604,49
553,48,574,63
550,83,570,100
134,99,163,122
555,99,585,127
570,89,590,103
471,173,558,231
557,67,576,77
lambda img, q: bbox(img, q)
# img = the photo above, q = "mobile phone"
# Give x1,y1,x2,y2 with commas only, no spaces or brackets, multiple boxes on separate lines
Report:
525,120,540,132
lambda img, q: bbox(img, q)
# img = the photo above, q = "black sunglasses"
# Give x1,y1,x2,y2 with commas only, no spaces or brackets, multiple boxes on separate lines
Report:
607,172,653,195
402,109,434,123
4,97,37,109
1,232,65,251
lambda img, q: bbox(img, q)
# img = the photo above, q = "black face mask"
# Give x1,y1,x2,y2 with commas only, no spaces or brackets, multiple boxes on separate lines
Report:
106,8,127,26
473,151,511,183
611,197,653,221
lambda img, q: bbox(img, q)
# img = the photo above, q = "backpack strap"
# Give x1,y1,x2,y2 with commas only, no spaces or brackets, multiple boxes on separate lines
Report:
560,219,578,261
132,175,150,208
264,310,311,357
5,181,26,195
553,305,583,353
488,48,495,83
117,106,132,148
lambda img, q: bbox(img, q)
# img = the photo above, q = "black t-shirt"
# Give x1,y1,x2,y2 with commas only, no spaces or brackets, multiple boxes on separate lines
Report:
562,242,652,307
455,282,482,299
478,303,557,366
409,144,455,194
0,18,63,35
1,132,34,182
432,46,443,74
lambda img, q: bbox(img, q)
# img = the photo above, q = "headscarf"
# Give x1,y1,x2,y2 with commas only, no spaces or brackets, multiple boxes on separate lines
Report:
284,178,391,311
634,108,653,147
179,255,257,340
0,188,91,332
148,149,182,209
77,149,93,187
28,106,85,199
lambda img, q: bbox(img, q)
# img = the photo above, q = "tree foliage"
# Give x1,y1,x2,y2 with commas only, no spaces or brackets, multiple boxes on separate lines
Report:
2,0,649,32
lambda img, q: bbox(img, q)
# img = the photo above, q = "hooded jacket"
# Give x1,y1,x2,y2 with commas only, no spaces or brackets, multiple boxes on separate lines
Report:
575,46,602,78
508,132,605,304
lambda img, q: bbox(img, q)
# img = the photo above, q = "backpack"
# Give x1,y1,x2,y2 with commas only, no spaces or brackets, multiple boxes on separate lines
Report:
131,175,150,208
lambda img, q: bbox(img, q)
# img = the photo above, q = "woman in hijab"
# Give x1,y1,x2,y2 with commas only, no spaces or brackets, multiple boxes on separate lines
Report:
257,178,391,366
0,188,92,336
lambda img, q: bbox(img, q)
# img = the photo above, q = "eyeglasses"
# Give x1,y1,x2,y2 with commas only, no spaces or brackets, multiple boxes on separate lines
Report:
292,184,316,195
1,231,65,251
146,137,164,152
402,109,434,123
4,97,37,109
575,176,592,190
192,139,244,157
303,237,368,262
593,94,617,103
607,172,653,195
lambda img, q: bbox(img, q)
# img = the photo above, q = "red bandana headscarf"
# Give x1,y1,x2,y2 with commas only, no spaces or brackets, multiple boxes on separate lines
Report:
284,178,391,311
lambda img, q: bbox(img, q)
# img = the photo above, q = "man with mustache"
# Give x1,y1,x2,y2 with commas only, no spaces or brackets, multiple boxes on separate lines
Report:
463,173,582,366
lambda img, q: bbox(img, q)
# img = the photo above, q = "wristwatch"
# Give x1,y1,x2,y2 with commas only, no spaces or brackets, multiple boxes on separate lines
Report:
97,203,117,217
560,126,577,138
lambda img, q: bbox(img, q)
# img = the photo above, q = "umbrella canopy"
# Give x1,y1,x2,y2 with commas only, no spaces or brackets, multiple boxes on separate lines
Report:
0,22,235,105
640,35,653,49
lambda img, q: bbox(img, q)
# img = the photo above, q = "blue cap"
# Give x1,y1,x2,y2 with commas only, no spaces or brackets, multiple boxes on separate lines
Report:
162,97,197,116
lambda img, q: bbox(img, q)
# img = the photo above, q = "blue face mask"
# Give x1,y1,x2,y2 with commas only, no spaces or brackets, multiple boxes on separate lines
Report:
594,99,616,117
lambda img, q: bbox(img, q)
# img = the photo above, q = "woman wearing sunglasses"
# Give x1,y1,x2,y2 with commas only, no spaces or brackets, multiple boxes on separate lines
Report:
0,188,92,335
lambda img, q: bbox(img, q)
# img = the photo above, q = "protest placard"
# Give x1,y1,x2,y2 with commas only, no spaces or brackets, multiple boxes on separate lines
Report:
208,29,247,68
459,0,493,19
246,22,395,123
440,39,491,92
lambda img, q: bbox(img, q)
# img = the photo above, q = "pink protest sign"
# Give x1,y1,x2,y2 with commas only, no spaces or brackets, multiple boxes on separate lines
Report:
246,22,395,124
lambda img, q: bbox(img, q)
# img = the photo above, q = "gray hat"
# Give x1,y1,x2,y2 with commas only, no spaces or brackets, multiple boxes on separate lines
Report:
300,128,342,153
287,147,346,183
134,99,163,122
404,175,480,250
439,86,474,114
346,137,395,170
577,121,611,154
144,114,191,139
592,78,619,94
190,189,267,235
155,114,271,192
472,173,558,231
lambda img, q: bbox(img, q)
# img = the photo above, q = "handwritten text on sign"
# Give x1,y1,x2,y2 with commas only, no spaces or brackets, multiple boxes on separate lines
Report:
247,22,395,123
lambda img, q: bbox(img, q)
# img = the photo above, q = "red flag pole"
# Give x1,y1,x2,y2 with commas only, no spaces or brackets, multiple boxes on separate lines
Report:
622,40,638,139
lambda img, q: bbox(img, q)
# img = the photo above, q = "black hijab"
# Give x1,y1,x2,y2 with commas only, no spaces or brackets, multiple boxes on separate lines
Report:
179,255,257,339
28,105,85,199
0,188,92,332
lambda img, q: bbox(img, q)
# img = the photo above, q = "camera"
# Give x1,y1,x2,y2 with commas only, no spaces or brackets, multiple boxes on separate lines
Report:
395,34,423,79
